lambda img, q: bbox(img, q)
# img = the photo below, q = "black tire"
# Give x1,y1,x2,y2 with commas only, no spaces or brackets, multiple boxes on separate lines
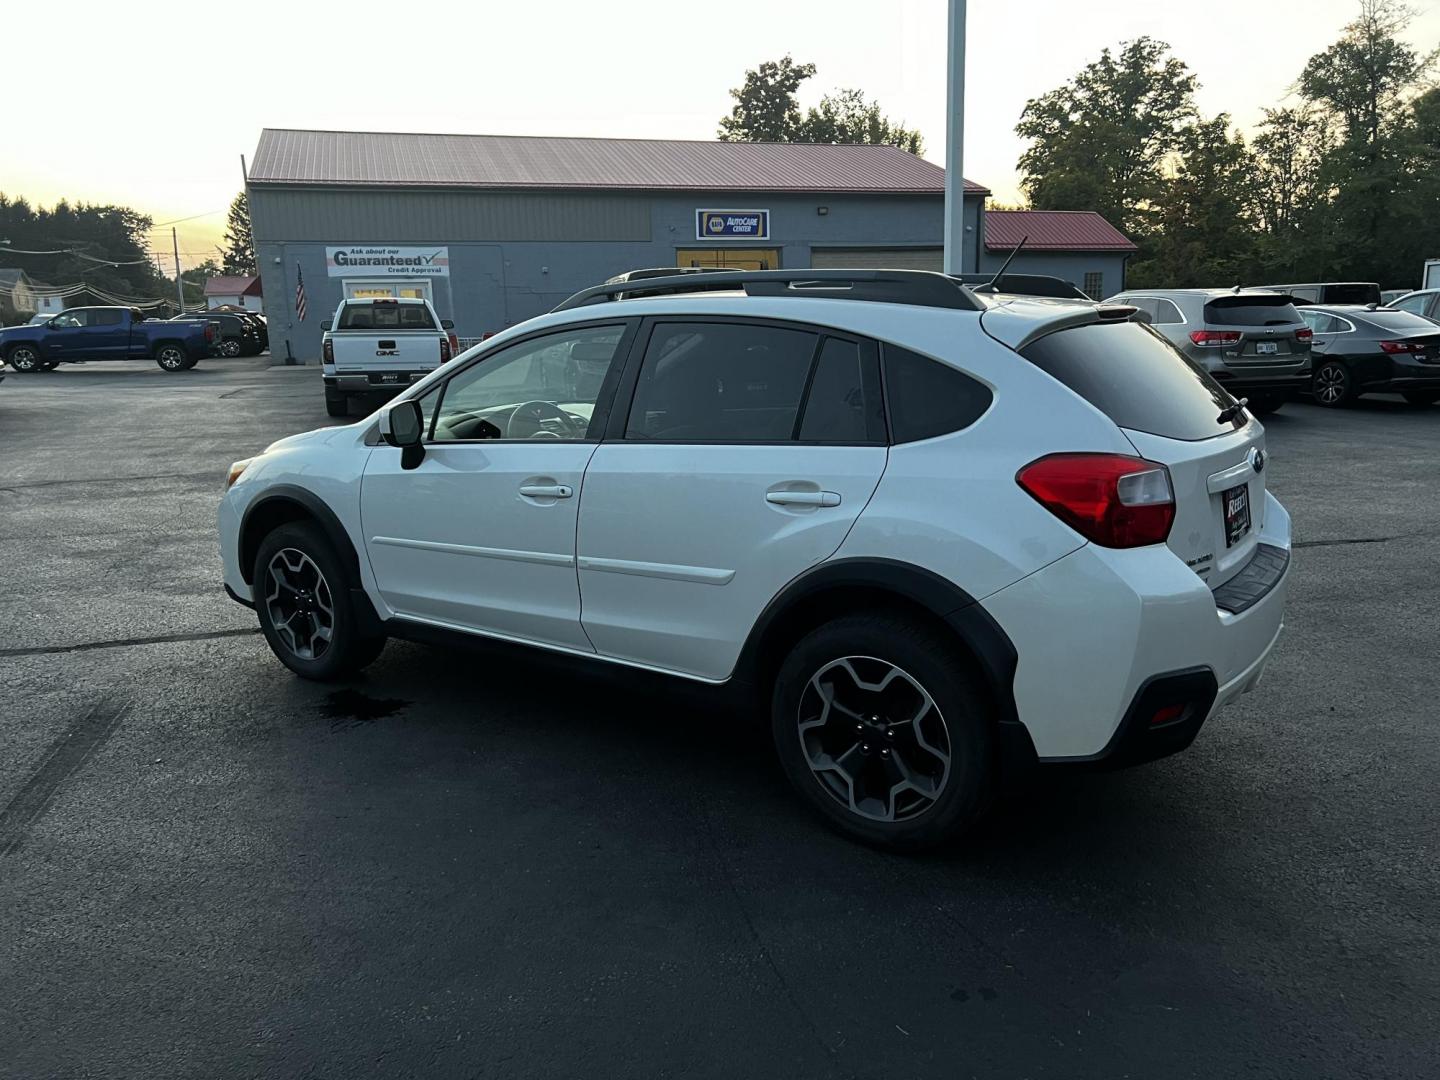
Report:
6,345,44,372
179,356,199,370
1246,394,1283,416
1402,391,1439,406
1312,360,1355,407
325,389,349,418
219,339,242,358
252,522,386,681
771,613,996,850
154,344,189,372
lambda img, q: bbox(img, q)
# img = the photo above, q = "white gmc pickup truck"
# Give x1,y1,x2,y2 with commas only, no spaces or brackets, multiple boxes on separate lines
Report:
321,297,456,417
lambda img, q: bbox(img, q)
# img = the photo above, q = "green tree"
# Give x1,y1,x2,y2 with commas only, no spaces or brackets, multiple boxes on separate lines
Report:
1015,37,1198,243
799,88,924,154
221,192,256,275
717,57,925,152
718,55,816,142
1249,106,1338,279
1131,116,1259,287
0,193,171,301
1295,0,1436,282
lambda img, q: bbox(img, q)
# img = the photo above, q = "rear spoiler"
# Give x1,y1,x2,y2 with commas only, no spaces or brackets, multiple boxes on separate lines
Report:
981,302,1141,352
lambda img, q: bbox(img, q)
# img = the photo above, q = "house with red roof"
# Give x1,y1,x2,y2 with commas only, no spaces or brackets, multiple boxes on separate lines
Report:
204,275,263,312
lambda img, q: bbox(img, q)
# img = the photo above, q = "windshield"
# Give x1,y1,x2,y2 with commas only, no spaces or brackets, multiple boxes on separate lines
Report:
1022,320,1239,441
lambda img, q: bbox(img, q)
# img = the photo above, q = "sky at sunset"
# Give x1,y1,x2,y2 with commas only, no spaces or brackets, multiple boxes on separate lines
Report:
3,0,1436,272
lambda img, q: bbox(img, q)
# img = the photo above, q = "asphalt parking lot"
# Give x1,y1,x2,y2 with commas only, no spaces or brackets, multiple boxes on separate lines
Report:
1,357,1437,1079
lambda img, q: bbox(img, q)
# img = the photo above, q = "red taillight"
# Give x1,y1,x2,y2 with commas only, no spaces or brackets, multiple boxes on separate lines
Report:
322,338,334,364
204,323,215,343
481,331,498,341
448,331,459,356
1296,327,1313,342
439,337,451,363
1379,339,1424,354
1189,330,1242,347
1017,453,1176,549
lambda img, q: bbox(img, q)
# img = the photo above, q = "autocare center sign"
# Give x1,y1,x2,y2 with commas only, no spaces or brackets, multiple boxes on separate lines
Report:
325,246,450,277
695,210,770,240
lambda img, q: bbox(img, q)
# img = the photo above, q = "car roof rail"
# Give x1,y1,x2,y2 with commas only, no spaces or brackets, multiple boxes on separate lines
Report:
553,269,986,313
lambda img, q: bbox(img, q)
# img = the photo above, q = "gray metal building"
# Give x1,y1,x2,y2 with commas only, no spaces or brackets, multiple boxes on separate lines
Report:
246,129,1132,361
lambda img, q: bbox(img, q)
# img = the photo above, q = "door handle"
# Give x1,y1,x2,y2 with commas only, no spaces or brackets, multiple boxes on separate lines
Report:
766,490,841,508
519,483,573,498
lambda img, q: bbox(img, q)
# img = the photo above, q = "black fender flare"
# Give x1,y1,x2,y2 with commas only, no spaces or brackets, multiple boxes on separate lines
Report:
734,557,1020,725
237,485,382,636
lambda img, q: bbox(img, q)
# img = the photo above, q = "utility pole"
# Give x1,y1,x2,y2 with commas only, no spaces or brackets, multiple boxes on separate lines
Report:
943,0,967,274
172,227,185,314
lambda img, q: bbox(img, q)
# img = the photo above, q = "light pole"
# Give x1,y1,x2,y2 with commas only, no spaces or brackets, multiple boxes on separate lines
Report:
943,0,967,275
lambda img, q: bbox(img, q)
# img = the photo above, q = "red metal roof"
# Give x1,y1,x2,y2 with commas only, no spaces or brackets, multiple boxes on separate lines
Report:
249,129,989,196
204,275,261,296
984,210,1136,252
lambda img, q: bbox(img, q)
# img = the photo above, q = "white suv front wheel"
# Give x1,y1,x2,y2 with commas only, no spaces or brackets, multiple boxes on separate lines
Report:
771,613,995,850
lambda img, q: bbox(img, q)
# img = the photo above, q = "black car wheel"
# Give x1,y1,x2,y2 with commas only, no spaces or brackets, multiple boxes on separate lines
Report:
6,346,43,372
1312,361,1355,407
253,522,386,681
1402,391,1439,406
219,339,242,358
771,613,995,850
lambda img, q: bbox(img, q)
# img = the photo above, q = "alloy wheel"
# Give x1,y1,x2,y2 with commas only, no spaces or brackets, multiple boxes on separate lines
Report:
220,340,241,357
8,347,40,372
1315,364,1347,405
158,347,186,370
263,548,335,660
796,656,952,822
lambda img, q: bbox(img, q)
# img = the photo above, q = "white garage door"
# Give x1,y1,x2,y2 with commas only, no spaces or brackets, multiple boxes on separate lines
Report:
810,247,944,271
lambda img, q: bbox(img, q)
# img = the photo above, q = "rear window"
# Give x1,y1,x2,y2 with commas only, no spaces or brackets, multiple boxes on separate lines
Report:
339,302,436,331
1021,321,1239,442
1323,283,1381,305
1205,297,1302,327
1358,309,1438,333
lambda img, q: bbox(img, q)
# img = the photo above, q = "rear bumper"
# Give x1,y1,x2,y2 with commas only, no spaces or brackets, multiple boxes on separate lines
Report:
324,371,431,393
982,491,1291,761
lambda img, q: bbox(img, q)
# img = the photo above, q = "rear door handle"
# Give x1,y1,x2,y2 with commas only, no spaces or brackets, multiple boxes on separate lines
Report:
519,483,573,498
766,490,841,508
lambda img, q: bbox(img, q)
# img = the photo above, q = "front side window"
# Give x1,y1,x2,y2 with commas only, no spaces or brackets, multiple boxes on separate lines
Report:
1390,293,1433,316
51,311,88,328
625,322,818,442
431,325,625,441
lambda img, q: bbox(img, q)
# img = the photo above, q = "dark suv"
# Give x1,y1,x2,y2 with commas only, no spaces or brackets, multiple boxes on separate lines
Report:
1106,289,1313,414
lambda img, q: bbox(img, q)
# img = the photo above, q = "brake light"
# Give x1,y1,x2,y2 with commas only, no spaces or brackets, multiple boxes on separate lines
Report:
204,323,215,343
1017,454,1176,548
440,336,451,364
1296,327,1313,342
322,337,334,364
1379,340,1425,354
1189,330,1242,347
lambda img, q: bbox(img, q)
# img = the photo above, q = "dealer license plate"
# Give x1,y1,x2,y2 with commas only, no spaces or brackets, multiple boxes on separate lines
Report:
378,373,400,384
1223,483,1251,548
1255,341,1279,355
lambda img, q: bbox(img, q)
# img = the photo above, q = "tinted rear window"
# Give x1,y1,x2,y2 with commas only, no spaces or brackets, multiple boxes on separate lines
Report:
1022,322,1238,442
1358,310,1439,333
339,302,436,330
1205,297,1302,326
1324,283,1381,305
883,345,993,442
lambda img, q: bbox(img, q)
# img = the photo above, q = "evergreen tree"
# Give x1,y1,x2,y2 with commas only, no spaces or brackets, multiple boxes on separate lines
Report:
221,192,256,275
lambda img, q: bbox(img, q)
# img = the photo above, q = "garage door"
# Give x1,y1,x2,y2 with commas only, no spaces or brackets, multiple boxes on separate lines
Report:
809,247,944,271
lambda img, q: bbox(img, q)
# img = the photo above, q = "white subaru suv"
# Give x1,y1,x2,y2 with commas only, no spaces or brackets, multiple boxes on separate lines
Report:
219,270,1290,849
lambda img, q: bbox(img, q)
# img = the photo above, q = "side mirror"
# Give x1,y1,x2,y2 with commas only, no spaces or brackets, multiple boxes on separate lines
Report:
379,399,426,469
440,319,455,330
321,319,333,332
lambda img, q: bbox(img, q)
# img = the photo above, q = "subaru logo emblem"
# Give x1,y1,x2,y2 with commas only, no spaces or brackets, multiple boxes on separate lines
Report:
1249,447,1266,473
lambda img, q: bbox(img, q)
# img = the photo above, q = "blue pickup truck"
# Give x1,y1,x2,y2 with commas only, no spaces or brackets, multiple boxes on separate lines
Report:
0,306,213,373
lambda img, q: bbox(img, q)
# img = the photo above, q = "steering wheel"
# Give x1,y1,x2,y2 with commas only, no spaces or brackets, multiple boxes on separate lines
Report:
507,400,582,439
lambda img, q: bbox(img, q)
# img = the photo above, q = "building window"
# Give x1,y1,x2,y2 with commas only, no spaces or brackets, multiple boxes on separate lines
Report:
1083,272,1105,300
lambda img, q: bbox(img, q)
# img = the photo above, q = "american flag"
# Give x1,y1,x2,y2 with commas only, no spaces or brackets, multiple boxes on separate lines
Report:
294,264,308,322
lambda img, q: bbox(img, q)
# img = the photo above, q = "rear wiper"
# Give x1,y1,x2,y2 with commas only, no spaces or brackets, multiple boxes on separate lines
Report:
1217,398,1249,424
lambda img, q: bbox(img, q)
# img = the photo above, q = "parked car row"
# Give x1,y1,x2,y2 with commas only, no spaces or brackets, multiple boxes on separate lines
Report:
172,309,269,357
1106,280,1440,410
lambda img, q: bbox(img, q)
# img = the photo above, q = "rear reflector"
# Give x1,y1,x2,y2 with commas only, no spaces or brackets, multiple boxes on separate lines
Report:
1150,704,1186,726
1190,330,1242,347
1017,453,1176,548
